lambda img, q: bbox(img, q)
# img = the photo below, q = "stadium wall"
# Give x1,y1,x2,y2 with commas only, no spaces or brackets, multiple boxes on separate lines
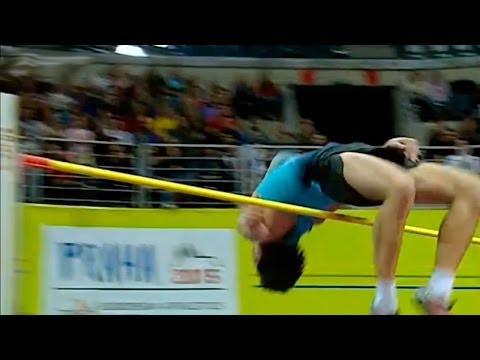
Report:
33,65,480,86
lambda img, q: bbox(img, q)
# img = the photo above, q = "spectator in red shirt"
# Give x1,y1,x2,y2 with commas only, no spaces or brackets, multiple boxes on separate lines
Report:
122,101,148,135
254,73,283,120
256,73,280,98
206,105,238,132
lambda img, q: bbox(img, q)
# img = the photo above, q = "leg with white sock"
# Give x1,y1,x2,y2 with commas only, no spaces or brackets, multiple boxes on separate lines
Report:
426,268,455,302
373,279,398,314
410,163,480,314
339,153,416,315
370,208,407,315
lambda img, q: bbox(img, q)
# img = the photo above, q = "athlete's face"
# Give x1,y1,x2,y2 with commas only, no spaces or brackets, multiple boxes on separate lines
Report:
252,243,262,265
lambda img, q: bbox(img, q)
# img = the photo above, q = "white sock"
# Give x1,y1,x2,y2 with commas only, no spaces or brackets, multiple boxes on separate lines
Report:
373,280,398,313
426,268,455,302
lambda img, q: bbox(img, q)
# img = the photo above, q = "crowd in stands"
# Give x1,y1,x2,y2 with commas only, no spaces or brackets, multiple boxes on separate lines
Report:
4,66,327,207
2,65,479,208
402,70,480,163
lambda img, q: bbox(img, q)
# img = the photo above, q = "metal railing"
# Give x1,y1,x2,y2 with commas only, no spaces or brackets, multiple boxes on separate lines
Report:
19,137,480,208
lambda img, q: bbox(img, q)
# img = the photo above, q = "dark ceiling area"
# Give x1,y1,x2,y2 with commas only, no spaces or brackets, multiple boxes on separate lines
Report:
11,45,349,58
9,45,480,59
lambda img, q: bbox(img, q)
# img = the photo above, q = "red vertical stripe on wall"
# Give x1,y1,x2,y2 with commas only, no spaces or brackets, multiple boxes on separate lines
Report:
364,70,380,86
299,69,316,85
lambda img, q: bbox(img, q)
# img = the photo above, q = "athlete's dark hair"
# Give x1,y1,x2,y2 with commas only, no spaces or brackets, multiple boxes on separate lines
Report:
256,242,305,293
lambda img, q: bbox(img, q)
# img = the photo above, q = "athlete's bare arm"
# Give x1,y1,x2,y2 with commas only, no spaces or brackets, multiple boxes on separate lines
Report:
237,212,275,242
237,193,296,243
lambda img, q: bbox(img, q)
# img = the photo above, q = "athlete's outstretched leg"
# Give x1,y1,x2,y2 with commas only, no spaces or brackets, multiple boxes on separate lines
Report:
338,153,416,314
410,163,480,314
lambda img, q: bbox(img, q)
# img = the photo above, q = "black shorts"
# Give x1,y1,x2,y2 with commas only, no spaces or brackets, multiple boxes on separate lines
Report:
303,143,419,207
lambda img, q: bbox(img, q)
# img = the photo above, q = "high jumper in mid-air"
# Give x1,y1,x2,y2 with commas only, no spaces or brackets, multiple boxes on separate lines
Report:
238,138,480,315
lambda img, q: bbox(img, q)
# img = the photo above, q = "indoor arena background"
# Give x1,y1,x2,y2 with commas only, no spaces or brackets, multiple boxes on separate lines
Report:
1,45,479,314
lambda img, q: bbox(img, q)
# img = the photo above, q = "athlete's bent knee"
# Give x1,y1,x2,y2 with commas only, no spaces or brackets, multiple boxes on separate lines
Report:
461,181,480,215
387,175,416,208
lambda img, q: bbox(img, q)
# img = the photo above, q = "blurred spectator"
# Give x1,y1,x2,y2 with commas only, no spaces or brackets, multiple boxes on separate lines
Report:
233,76,256,119
64,114,96,165
426,71,451,110
274,123,299,144
111,66,133,90
120,102,159,144
402,71,429,97
298,118,316,143
203,124,224,144
248,124,270,144
310,133,329,146
166,70,184,91
201,99,221,124
99,143,134,206
146,70,166,98
165,71,184,113
20,105,41,138
155,146,186,181
48,84,76,114
403,71,439,122
195,148,235,206
92,66,131,95
19,123,40,154
206,105,248,143
458,116,480,156
42,142,83,205
104,143,130,169
43,143,78,185
150,146,188,208
449,79,479,119
135,118,162,144
192,79,210,104
102,111,135,144
38,102,66,137
132,81,155,111
148,104,179,141
20,103,65,139
170,116,199,143
19,76,40,109
256,73,281,97
122,101,145,134
183,79,204,106
255,73,283,120
443,140,480,174
426,122,458,160
0,61,19,94
236,142,267,195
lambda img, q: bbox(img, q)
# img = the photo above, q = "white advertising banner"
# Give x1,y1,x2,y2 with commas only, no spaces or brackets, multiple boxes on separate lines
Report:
42,227,237,315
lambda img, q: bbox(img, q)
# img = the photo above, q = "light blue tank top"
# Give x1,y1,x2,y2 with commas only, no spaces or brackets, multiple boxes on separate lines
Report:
255,150,337,245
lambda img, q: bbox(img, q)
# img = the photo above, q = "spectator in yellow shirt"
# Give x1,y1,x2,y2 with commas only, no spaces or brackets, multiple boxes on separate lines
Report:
148,104,179,140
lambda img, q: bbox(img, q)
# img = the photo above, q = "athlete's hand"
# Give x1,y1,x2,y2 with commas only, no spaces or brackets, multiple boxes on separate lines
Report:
384,137,421,163
238,212,261,230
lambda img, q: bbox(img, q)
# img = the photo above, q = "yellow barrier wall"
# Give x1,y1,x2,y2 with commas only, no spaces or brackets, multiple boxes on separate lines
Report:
20,205,480,314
